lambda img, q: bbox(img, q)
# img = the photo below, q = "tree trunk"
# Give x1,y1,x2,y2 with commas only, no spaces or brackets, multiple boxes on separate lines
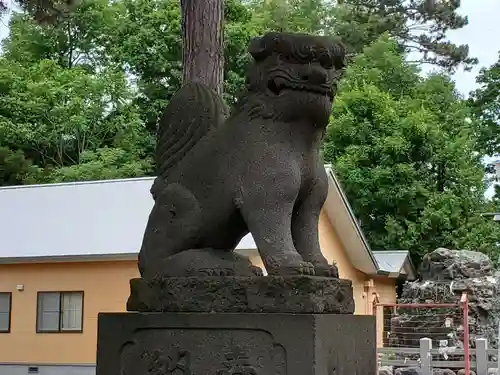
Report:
180,0,224,95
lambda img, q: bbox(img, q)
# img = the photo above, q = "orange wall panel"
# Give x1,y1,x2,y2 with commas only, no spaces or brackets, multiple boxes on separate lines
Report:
373,277,398,347
318,210,369,315
0,260,139,364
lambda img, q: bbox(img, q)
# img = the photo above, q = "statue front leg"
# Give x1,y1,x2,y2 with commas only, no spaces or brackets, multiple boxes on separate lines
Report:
243,206,315,276
238,170,315,276
292,177,338,278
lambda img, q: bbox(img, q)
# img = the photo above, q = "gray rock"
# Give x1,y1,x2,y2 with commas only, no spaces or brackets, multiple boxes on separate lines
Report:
391,248,500,350
433,370,456,375
420,248,493,281
379,366,393,375
457,370,476,375
127,275,355,314
395,368,421,375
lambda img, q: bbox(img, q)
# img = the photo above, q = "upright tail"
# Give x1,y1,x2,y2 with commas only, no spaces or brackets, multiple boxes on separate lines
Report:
151,82,229,198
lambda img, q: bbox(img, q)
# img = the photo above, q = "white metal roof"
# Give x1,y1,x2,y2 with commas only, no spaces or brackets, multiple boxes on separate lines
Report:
0,177,258,261
372,250,416,280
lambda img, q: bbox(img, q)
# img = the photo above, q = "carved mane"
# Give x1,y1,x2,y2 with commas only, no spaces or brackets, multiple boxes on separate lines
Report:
155,82,229,181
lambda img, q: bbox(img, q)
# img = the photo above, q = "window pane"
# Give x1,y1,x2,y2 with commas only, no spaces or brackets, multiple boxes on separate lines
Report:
61,292,82,331
0,294,10,314
39,312,59,331
37,293,60,331
0,312,9,331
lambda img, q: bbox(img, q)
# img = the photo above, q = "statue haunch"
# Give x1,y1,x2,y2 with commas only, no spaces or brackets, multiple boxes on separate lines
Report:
138,32,346,279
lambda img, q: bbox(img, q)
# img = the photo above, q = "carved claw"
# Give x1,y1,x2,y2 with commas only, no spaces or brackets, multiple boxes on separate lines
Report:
313,264,339,278
198,268,235,276
268,261,316,276
219,268,235,276
302,262,316,276
250,265,264,276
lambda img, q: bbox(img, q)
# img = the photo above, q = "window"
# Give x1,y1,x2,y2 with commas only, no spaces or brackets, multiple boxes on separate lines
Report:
0,293,11,333
37,292,83,333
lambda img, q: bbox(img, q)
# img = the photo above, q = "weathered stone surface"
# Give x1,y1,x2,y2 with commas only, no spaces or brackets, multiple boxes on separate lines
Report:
137,32,347,280
389,248,500,351
378,366,394,375
395,367,421,375
394,369,458,375
433,370,456,375
127,275,354,314
96,312,376,375
457,370,476,375
420,248,493,281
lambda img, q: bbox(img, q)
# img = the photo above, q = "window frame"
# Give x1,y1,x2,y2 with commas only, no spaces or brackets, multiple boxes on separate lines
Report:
0,292,12,333
36,291,84,334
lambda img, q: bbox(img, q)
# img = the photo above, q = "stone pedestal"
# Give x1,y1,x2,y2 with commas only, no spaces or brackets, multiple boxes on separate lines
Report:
96,312,376,375
97,276,376,375
127,276,355,314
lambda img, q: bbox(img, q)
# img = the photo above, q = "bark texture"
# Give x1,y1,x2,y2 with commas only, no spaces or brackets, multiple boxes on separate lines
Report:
180,0,224,95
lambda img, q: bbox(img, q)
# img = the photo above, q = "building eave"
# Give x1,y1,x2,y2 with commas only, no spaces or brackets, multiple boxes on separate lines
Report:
371,250,417,281
0,176,156,191
0,252,139,265
323,165,379,274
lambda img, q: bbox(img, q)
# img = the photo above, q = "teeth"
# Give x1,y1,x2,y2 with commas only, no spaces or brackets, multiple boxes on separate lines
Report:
276,81,331,99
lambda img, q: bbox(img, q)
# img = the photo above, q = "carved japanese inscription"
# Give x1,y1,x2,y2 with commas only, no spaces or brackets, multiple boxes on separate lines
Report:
216,347,258,375
140,348,191,375
119,328,286,375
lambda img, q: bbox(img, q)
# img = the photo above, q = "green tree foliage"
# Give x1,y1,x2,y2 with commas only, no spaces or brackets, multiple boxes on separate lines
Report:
334,0,477,72
323,38,499,261
0,13,154,185
1,0,116,68
247,0,476,72
246,0,331,34
3,0,476,134
0,0,256,184
469,51,500,156
101,0,258,131
0,146,41,185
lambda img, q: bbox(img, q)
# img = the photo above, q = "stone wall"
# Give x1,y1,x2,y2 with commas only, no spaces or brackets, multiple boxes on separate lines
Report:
379,368,479,375
378,248,500,375
396,248,500,348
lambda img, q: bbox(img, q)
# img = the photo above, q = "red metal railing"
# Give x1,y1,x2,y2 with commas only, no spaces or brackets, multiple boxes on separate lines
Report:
375,293,470,374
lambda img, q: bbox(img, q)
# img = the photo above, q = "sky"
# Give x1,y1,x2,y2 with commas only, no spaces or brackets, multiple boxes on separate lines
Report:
444,0,500,96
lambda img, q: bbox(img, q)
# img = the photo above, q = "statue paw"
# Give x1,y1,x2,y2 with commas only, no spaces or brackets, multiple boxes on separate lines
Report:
250,265,264,276
268,261,316,276
313,264,339,278
198,267,235,276
299,261,316,276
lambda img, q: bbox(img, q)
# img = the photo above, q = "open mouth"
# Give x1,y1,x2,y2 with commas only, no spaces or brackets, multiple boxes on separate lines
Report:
267,79,334,101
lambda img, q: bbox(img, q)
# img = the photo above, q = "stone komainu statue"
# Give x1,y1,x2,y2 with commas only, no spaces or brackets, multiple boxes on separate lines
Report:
138,32,346,279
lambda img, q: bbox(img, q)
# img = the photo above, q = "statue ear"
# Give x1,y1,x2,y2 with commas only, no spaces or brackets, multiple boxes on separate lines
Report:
248,37,268,61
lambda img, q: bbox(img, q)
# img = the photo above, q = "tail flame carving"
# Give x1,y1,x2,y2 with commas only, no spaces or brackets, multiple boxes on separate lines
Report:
151,82,229,198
